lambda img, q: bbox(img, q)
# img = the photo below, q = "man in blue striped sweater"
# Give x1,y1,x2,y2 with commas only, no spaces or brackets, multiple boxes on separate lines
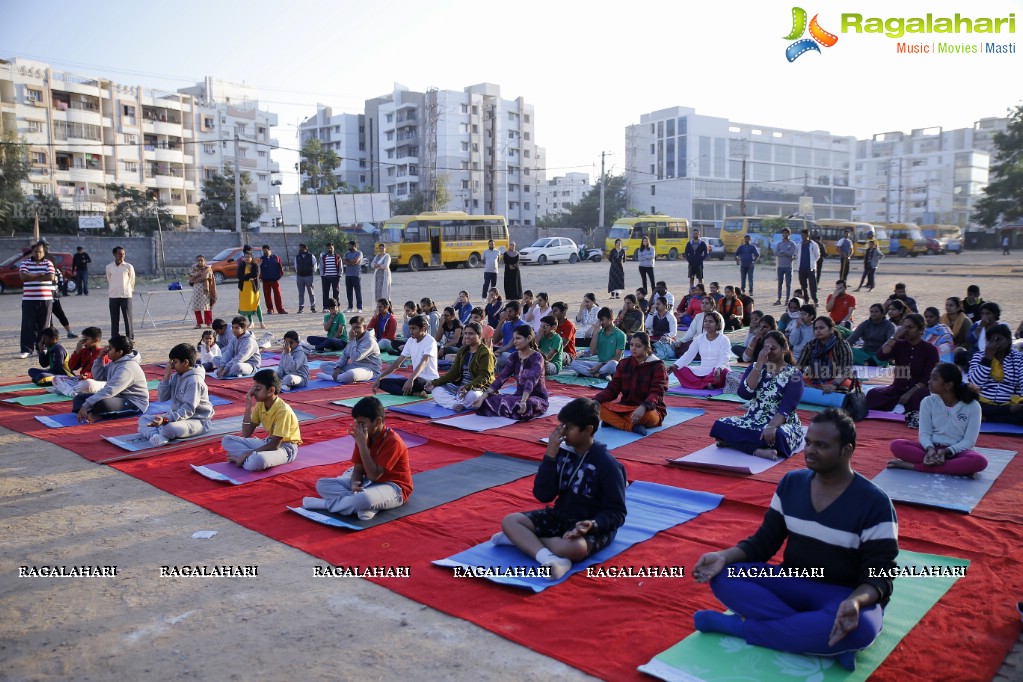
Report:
692,408,899,671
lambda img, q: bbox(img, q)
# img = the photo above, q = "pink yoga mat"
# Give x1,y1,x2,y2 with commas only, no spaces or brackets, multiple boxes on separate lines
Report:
190,429,427,484
866,410,905,422
666,387,724,398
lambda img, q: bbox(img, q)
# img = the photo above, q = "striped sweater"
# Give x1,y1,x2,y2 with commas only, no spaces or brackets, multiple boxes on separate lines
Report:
968,349,1023,404
738,470,899,606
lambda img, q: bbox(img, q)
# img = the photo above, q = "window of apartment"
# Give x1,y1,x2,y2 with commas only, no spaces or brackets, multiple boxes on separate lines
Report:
651,185,656,196
124,161,138,173
123,133,138,145
650,144,656,154
524,202,530,210
462,180,470,189
258,174,267,182
386,113,394,123
386,131,394,141
203,143,216,154
523,167,530,176
31,151,46,164
122,104,135,117
27,120,42,133
203,116,214,129
523,185,531,193
236,148,247,158
203,168,215,180
510,201,519,209
523,132,530,141
26,88,42,102
461,161,469,170
359,159,366,168
258,150,267,158
471,105,478,115
387,167,395,176
524,114,530,123
461,141,470,152
523,149,530,158
360,174,366,183
651,206,656,213
472,143,479,152
461,104,468,114
472,161,479,170
334,126,340,133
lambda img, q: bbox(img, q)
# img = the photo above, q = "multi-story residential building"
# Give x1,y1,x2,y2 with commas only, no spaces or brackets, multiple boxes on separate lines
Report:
178,78,280,229
0,59,280,230
353,83,544,225
297,105,368,191
852,117,1006,227
0,57,197,226
625,106,858,231
536,172,590,218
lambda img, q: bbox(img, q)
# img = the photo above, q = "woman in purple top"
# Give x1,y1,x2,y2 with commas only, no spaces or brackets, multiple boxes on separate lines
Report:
473,324,549,420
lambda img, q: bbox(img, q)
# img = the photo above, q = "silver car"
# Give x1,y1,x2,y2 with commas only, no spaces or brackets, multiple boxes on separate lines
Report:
705,237,727,260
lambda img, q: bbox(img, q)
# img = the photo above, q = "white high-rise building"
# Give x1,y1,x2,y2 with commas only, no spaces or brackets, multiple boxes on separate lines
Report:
0,57,199,226
852,117,1006,227
179,78,280,229
348,82,544,225
536,172,590,218
625,106,857,231
297,105,368,191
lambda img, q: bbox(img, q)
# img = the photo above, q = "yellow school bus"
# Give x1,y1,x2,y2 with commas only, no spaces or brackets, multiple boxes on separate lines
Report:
873,222,927,257
605,215,690,260
814,220,890,257
720,216,815,254
378,212,509,271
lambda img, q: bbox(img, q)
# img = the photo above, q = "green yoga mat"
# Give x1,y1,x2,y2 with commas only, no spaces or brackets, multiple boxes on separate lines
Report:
3,379,160,406
332,394,427,408
638,549,968,682
708,392,826,412
550,374,609,389
0,382,42,394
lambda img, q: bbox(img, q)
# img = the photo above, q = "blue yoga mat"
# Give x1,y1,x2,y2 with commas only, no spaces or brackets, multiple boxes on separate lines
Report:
799,386,847,408
34,395,232,429
390,400,459,419
979,421,1023,435
282,376,342,393
541,407,705,451
432,481,723,592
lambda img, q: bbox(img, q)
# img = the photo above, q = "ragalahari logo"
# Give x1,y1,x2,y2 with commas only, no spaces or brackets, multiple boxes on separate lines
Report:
784,7,839,61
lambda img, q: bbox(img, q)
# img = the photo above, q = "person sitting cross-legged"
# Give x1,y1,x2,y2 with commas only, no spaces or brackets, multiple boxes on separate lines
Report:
303,396,412,521
592,331,667,436
692,409,899,672
493,397,627,581
424,322,494,412
138,342,214,446
567,306,626,379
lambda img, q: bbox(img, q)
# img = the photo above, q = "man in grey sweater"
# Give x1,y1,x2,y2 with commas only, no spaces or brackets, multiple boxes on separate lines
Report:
71,336,150,421
774,228,798,305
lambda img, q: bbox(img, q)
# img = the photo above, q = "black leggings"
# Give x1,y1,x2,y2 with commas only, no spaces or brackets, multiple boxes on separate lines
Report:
378,376,427,395
639,266,655,292
71,394,142,419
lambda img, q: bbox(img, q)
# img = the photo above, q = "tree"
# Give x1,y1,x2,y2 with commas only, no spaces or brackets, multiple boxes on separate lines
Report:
558,173,630,230
105,183,174,236
198,167,261,231
27,194,80,234
973,104,1023,228
300,138,342,194
0,132,30,231
392,192,427,216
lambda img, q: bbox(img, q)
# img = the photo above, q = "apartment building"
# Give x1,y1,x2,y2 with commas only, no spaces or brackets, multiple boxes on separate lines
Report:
625,106,857,232
309,83,544,225
179,78,280,229
536,172,591,218
0,59,280,230
297,105,368,191
852,117,1007,227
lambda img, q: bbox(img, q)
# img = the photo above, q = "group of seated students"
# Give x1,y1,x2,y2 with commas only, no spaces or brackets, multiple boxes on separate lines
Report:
30,273,1023,673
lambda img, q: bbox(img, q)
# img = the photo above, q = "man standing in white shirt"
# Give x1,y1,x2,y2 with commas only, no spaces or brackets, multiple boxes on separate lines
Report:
106,246,136,340
482,239,501,299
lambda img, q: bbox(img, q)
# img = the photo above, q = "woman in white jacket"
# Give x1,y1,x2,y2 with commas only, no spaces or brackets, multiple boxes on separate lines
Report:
672,312,732,390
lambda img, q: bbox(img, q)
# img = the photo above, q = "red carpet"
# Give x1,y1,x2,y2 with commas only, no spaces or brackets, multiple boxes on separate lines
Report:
5,372,1022,680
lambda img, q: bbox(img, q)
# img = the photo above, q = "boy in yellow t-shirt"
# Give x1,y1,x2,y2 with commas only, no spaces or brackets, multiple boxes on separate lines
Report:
222,369,303,471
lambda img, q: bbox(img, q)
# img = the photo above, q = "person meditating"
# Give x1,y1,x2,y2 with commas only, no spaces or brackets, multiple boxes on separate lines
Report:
672,311,731,390
888,363,987,476
304,396,412,520
472,324,549,420
494,397,627,580
709,331,805,461
424,322,495,412
798,316,854,399
592,332,667,436
865,314,939,427
693,409,899,672
967,324,1023,426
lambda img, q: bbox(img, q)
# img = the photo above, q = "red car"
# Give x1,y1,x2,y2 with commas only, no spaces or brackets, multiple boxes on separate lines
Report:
0,248,76,294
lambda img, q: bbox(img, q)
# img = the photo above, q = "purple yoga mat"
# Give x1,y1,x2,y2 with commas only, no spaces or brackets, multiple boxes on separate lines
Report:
190,428,427,484
866,410,905,422
666,387,724,398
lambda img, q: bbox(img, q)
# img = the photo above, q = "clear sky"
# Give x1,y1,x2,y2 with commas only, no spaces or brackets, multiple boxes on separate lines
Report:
3,0,1020,193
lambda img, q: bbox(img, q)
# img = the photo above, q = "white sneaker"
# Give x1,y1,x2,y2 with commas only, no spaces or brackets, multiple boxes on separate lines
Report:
19,352,30,359
356,509,378,521
149,434,169,447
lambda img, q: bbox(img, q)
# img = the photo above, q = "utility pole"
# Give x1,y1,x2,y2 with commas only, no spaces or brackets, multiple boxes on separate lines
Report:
737,139,748,216
598,151,606,229
234,133,244,243
896,158,903,223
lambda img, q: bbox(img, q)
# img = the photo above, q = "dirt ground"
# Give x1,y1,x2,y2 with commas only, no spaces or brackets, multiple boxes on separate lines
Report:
1,247,1021,680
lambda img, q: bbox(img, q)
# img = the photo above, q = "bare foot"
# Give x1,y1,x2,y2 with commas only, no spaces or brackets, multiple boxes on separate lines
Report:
753,448,779,461
886,458,914,470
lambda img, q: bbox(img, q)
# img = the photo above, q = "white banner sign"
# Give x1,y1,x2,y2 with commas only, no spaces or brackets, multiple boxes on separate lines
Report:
78,215,104,229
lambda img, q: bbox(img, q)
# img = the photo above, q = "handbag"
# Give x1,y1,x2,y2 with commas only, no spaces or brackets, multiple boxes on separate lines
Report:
842,371,868,421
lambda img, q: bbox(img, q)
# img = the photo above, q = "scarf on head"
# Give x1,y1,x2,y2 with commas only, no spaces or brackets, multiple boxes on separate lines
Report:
809,333,839,381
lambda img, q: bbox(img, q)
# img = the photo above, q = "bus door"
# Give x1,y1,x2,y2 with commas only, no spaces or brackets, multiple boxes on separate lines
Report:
429,224,442,266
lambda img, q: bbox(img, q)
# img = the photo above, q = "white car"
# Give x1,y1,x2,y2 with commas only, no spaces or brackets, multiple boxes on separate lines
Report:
519,237,579,265
705,237,727,260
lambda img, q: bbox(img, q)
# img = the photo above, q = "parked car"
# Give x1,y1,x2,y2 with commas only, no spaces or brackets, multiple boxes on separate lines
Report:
924,237,945,255
0,248,75,295
519,237,579,265
209,246,246,285
705,237,727,260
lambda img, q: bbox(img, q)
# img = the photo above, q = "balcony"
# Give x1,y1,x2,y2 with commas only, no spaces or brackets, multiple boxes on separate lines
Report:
68,167,106,184
145,146,185,163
